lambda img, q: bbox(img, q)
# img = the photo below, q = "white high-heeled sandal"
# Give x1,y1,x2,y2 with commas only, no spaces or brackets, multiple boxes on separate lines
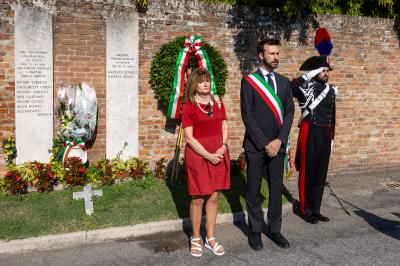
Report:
205,237,225,256
190,237,203,257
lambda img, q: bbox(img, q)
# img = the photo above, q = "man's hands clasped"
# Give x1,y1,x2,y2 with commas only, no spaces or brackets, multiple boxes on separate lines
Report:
265,139,282,157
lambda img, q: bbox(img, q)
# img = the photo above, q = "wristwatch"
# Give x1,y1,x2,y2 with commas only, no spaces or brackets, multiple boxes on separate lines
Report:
222,143,228,149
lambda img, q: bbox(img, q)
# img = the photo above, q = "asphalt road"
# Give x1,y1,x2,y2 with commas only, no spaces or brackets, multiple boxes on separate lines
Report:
1,169,399,265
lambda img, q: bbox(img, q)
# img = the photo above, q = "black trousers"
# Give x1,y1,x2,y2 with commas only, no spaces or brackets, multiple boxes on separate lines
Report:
298,124,332,215
245,151,284,234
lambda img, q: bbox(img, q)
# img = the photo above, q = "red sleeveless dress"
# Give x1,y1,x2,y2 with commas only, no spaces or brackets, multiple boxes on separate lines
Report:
181,100,230,196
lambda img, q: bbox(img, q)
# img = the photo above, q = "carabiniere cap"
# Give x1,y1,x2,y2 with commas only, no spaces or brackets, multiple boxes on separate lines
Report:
299,55,333,71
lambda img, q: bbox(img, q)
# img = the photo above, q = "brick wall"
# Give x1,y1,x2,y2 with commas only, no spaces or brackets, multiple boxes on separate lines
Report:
0,0,399,176
0,2,15,174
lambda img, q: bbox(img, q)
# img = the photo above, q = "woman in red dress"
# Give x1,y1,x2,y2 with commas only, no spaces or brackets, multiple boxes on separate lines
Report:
182,68,230,257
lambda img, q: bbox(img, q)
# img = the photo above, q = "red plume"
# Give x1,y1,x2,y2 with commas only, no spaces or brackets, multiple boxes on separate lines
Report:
314,28,333,56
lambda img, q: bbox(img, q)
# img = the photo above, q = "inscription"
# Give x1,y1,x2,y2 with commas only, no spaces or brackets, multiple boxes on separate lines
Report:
107,53,136,79
16,50,52,116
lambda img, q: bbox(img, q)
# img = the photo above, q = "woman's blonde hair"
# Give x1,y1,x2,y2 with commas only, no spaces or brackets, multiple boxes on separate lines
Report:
186,68,216,104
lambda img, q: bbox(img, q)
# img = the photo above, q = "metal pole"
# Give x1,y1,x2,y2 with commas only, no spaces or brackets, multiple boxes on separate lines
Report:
171,123,183,182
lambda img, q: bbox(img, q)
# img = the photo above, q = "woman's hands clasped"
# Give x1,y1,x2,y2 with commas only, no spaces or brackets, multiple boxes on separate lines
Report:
207,153,223,165
206,145,227,165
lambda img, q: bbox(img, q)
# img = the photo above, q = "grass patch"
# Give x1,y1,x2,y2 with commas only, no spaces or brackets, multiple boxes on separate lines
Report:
0,174,281,241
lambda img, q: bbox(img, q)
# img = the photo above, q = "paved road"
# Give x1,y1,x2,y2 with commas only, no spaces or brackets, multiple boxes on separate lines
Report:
1,169,399,265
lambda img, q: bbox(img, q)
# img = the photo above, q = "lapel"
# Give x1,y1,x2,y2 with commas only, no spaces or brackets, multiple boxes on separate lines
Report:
274,72,281,99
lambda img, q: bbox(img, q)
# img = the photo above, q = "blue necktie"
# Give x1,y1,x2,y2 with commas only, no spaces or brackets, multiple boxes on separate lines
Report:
266,73,275,92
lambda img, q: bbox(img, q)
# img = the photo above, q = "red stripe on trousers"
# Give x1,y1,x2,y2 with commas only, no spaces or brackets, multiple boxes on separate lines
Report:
296,121,310,214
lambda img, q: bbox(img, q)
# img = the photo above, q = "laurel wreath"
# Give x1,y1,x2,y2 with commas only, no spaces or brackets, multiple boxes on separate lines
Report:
150,36,228,111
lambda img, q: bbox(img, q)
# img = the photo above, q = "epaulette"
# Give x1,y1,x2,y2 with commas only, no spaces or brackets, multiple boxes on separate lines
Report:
331,85,338,95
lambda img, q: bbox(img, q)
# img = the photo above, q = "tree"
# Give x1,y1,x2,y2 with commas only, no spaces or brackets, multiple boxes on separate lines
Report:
201,0,400,19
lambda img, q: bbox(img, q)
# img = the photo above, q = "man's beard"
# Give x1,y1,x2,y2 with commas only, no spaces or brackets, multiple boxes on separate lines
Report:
316,76,329,83
263,59,279,69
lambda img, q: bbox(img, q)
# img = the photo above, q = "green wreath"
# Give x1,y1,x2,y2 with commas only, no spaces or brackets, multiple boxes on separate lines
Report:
150,36,228,112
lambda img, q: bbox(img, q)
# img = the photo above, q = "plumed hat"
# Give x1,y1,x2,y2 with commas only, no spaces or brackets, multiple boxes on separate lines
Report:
300,28,333,71
299,55,332,71
314,28,333,56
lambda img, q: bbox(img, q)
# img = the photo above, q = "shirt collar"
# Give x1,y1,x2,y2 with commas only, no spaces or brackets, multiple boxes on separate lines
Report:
259,67,274,78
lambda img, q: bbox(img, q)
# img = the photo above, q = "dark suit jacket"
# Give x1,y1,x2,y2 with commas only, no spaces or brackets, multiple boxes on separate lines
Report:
240,69,295,153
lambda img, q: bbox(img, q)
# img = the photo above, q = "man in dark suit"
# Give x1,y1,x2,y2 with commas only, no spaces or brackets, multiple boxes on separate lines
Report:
240,39,295,251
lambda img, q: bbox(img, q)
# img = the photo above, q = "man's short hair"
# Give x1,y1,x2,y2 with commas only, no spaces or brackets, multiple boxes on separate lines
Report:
257,38,281,54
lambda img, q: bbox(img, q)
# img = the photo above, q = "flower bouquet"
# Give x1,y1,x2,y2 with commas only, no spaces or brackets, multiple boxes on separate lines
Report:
57,82,97,165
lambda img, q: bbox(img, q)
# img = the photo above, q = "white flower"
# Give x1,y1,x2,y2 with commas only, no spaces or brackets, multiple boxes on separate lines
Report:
57,86,67,103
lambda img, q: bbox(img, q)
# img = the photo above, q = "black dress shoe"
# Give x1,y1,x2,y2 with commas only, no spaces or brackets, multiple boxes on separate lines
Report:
268,232,290,249
248,232,263,251
314,214,330,222
294,208,317,224
303,213,318,224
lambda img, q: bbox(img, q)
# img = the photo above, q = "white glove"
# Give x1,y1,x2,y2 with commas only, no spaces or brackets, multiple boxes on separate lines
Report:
302,67,324,81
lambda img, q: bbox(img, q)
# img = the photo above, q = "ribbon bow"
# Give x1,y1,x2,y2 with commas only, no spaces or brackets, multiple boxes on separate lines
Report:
167,35,217,119
184,35,203,50
62,138,86,164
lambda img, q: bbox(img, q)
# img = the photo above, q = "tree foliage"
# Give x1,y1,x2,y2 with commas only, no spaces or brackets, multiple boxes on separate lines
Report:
201,0,400,19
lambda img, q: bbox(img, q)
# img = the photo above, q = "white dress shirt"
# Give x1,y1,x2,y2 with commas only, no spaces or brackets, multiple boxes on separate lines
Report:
259,67,277,94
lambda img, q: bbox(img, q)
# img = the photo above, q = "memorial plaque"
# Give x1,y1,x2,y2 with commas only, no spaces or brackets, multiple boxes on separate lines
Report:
106,13,139,159
14,5,53,163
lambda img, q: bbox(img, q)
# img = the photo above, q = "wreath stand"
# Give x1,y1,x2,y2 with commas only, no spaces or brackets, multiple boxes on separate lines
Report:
171,122,183,182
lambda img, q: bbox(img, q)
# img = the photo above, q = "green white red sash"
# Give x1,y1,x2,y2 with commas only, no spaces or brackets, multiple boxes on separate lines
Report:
245,73,284,127
284,136,293,177
245,72,292,175
62,138,86,164
167,35,217,119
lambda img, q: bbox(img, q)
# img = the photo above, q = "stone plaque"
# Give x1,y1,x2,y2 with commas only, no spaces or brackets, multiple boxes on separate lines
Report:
106,13,139,159
14,5,53,163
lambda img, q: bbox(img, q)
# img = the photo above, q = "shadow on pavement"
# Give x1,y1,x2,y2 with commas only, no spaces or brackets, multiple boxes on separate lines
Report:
134,230,189,254
342,199,400,240
165,158,192,237
221,172,250,237
282,183,304,222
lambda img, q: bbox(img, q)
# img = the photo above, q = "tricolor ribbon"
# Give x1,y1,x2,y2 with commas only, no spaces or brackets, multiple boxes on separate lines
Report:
62,138,86,164
285,136,293,178
167,35,217,119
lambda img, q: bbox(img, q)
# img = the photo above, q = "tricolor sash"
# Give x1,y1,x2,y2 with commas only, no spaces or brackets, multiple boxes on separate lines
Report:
245,72,293,176
245,73,284,127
